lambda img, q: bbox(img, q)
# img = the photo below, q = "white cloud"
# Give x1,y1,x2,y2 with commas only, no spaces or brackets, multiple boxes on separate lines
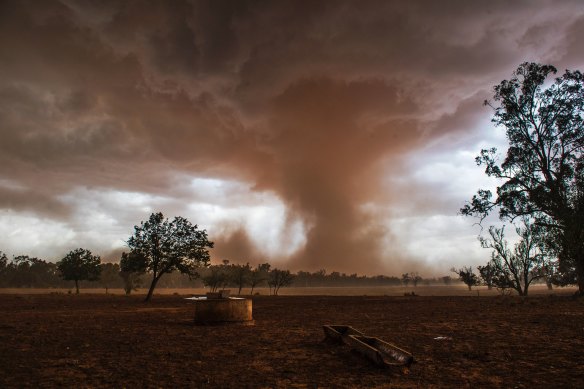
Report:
0,210,76,260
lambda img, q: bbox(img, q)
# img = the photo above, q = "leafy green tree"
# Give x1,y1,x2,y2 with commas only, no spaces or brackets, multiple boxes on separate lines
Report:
480,219,551,296
57,248,101,294
125,212,213,301
461,62,584,293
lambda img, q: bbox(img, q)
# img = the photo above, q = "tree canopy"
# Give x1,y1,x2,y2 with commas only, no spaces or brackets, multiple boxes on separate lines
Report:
56,248,101,294
124,212,214,301
461,62,584,293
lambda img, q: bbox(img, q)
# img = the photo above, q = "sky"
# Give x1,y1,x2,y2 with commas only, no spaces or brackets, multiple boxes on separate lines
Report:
0,0,583,276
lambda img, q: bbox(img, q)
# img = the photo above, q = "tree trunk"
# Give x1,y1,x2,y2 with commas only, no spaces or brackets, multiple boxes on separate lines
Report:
145,274,161,302
546,279,553,290
576,253,584,296
518,288,526,296
75,279,79,294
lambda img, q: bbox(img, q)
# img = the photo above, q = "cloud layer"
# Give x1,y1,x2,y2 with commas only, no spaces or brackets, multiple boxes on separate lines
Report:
0,0,583,274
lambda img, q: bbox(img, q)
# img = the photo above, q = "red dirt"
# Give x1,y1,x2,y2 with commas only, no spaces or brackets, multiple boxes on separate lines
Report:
1,293,583,388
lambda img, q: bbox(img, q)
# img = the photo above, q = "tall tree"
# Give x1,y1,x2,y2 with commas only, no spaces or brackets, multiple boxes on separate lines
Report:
461,63,584,293
57,248,101,294
125,212,213,301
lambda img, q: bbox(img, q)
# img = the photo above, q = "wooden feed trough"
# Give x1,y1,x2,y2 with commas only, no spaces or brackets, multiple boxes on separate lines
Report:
323,325,414,368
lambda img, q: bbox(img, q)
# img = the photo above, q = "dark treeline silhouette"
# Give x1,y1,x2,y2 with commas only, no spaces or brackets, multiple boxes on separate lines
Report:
0,251,454,293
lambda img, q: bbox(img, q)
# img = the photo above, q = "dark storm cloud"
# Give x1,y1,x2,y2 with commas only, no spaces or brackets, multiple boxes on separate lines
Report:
0,0,582,271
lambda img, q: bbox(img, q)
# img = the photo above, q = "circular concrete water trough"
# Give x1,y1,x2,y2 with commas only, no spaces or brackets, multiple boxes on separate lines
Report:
186,294,253,325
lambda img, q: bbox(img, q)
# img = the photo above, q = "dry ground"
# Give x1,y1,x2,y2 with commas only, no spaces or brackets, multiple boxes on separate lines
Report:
1,291,583,388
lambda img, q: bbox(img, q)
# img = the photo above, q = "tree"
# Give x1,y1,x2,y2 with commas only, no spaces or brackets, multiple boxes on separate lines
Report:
119,251,146,295
268,268,294,295
99,263,120,294
401,273,411,287
478,263,496,290
125,212,213,301
11,255,58,288
411,272,423,287
201,263,229,292
250,263,270,294
0,251,7,272
57,248,101,294
230,263,252,295
461,62,584,293
451,266,479,290
0,251,8,286
479,220,550,296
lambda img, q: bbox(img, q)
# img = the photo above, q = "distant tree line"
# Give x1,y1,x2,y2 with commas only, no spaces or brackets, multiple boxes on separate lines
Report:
0,248,455,294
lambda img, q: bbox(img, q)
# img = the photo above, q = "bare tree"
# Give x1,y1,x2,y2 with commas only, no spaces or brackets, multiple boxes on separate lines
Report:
268,268,294,295
480,219,550,296
411,272,423,287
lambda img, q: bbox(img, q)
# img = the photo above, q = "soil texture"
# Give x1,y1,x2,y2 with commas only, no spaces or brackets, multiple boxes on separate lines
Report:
1,293,583,388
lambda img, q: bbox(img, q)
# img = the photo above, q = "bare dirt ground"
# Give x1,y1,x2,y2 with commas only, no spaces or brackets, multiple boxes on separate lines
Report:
1,292,583,388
